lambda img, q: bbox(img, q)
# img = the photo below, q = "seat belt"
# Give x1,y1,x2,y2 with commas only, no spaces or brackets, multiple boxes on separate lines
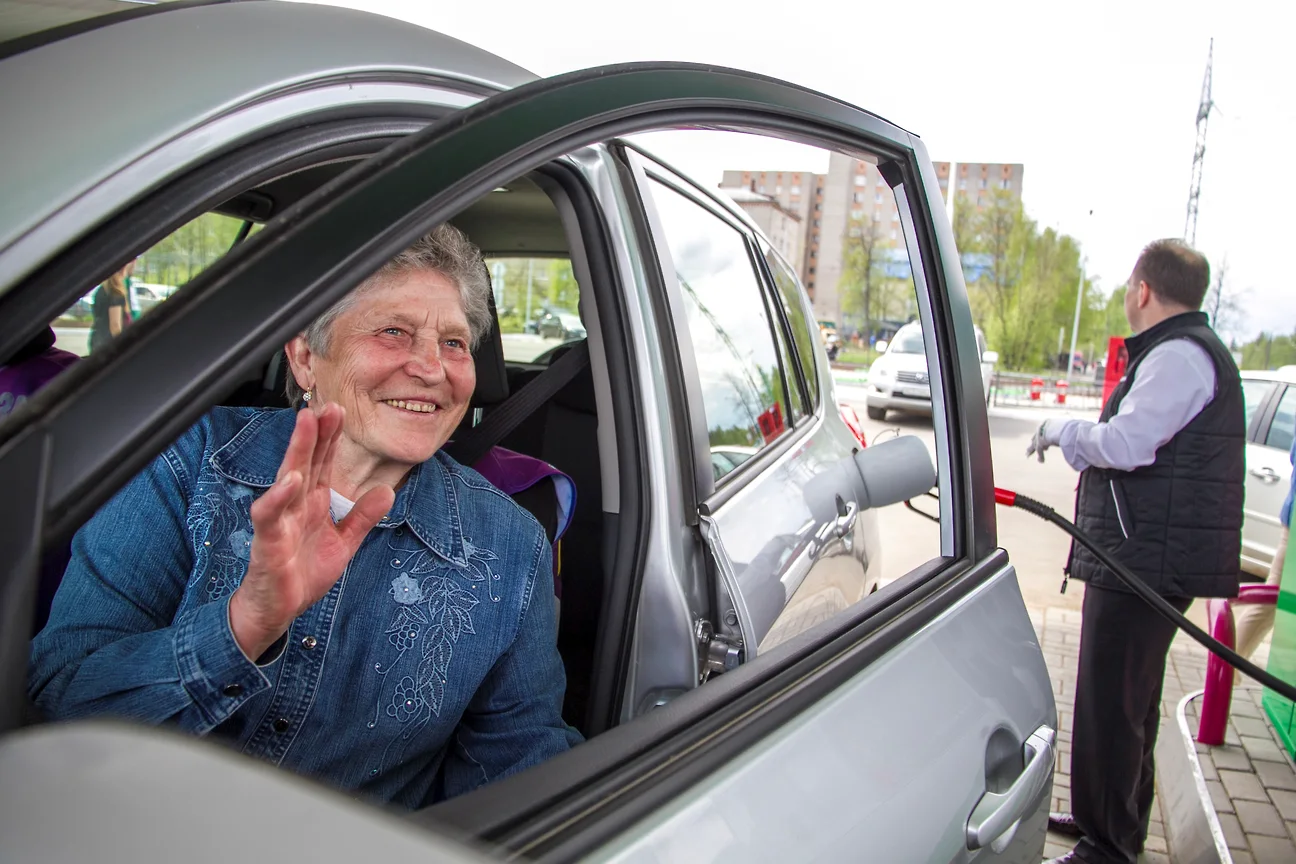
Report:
447,340,590,467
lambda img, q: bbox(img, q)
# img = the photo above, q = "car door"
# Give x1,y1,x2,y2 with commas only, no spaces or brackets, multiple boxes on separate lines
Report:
1244,384,1296,574
1,55,1052,864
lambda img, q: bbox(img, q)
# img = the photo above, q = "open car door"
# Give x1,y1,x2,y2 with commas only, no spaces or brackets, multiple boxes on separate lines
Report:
1,60,1050,863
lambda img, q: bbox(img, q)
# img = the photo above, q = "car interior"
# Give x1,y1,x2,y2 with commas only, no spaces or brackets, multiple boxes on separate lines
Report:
16,150,625,742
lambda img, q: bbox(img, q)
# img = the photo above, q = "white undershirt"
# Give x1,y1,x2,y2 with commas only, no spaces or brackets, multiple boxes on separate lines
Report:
329,489,355,522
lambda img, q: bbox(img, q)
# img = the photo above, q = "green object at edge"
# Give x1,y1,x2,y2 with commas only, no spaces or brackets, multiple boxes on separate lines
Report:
1262,535,1296,758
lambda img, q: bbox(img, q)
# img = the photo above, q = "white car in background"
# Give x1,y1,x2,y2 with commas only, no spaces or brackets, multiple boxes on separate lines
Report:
1240,367,1296,578
866,321,996,420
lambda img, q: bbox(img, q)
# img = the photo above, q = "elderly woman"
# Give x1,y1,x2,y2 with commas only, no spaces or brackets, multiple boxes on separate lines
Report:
29,224,580,808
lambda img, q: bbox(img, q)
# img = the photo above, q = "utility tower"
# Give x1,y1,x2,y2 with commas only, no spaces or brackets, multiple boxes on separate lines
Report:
1184,39,1214,246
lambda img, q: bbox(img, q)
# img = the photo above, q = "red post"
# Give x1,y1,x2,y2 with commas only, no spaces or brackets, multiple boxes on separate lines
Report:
1197,585,1280,745
1030,377,1043,401
1198,598,1235,745
1056,380,1068,405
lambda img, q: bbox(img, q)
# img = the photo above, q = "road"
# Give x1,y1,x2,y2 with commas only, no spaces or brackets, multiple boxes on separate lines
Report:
836,378,1098,612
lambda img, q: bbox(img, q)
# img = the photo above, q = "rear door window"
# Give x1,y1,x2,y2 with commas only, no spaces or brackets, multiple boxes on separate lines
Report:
1264,387,1296,451
648,178,793,470
1243,378,1275,439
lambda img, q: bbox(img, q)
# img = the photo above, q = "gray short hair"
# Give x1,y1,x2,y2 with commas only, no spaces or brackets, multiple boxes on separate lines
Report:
285,224,491,405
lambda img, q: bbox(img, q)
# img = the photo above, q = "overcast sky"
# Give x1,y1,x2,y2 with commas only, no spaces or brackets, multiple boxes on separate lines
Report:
307,0,1292,344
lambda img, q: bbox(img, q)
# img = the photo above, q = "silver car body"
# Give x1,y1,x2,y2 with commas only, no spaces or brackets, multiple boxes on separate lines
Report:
0,3,1055,862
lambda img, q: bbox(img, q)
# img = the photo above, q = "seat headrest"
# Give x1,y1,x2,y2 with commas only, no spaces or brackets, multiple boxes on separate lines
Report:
472,264,508,407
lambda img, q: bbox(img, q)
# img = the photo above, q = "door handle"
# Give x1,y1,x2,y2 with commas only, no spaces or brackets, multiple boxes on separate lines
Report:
834,495,858,538
1250,467,1281,484
966,725,1055,851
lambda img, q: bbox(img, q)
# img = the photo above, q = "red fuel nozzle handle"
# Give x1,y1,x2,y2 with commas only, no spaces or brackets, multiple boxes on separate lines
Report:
994,488,1017,507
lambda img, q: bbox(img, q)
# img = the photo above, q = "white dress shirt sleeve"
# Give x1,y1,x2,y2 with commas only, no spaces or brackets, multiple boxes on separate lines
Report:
1053,338,1217,473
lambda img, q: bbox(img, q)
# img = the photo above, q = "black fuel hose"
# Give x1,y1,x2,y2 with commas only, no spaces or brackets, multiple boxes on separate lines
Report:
994,487,1296,705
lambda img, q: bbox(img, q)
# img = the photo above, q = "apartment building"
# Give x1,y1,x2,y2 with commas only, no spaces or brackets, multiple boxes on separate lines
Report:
722,156,1023,325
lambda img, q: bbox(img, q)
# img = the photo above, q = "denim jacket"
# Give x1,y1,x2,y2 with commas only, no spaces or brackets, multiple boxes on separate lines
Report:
29,407,581,808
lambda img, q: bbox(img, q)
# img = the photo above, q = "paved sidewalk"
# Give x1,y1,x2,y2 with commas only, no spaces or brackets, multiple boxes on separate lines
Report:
1030,605,1175,862
1031,600,1296,863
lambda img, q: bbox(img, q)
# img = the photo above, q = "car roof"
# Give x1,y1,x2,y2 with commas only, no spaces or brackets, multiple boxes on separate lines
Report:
0,0,536,273
1241,367,1296,384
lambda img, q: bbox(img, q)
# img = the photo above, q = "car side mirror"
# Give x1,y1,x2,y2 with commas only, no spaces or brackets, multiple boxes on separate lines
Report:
852,436,936,509
982,350,999,364
875,340,889,354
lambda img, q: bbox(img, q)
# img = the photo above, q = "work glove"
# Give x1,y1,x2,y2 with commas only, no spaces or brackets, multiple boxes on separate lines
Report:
1026,420,1062,463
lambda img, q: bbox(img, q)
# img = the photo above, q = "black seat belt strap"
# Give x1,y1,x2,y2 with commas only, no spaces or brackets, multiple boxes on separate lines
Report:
448,341,590,467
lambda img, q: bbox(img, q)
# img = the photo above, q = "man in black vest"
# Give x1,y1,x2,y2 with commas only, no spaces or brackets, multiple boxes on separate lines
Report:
1027,239,1244,864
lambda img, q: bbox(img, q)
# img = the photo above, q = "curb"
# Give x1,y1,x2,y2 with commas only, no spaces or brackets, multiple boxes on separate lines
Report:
1156,690,1231,864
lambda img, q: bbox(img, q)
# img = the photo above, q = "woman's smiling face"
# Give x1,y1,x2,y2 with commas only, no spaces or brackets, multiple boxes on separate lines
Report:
290,269,476,473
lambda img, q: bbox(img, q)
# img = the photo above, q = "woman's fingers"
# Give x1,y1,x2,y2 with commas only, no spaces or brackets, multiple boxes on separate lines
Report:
336,485,395,554
276,407,319,484
249,470,302,540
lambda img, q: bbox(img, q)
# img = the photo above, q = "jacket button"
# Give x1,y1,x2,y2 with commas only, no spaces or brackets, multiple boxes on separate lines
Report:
301,635,318,650
273,718,290,733
222,684,243,698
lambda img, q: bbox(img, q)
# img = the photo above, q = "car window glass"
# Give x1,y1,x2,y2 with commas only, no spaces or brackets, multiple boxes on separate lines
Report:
22,211,587,813
1265,387,1296,451
891,326,925,353
1242,378,1273,434
763,248,820,410
52,212,255,358
3,212,257,426
485,257,582,364
648,179,792,480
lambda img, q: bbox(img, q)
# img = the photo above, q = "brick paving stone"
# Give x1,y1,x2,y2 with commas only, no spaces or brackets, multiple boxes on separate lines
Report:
1043,839,1072,858
1255,759,1296,792
1230,852,1256,864
1138,851,1170,864
1143,834,1167,853
1206,779,1235,813
1249,833,1296,864
1217,811,1248,849
1234,716,1274,738
1199,755,1219,780
1233,698,1264,719
1236,799,1290,838
1270,789,1296,821
1212,744,1255,772
1220,768,1270,802
1242,735,1289,764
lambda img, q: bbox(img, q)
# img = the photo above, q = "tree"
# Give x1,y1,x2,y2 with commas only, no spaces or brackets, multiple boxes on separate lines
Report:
1203,256,1246,339
1239,330,1296,370
840,217,886,341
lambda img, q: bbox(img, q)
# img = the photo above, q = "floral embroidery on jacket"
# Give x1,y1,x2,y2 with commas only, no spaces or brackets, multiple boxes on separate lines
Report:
187,480,256,598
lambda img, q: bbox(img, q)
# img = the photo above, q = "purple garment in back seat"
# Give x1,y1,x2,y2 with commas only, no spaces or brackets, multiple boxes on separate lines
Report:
472,446,575,598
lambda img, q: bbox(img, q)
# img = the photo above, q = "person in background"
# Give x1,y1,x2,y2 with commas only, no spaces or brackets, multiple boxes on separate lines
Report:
88,259,136,353
1234,434,1296,659
1027,239,1244,864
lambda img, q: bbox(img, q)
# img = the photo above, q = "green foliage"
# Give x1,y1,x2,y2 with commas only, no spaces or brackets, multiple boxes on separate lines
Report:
135,212,249,287
957,189,1114,371
1238,330,1296,370
839,218,915,336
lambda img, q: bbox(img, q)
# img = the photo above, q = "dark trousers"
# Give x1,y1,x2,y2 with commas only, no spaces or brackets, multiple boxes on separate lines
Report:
1070,584,1192,864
